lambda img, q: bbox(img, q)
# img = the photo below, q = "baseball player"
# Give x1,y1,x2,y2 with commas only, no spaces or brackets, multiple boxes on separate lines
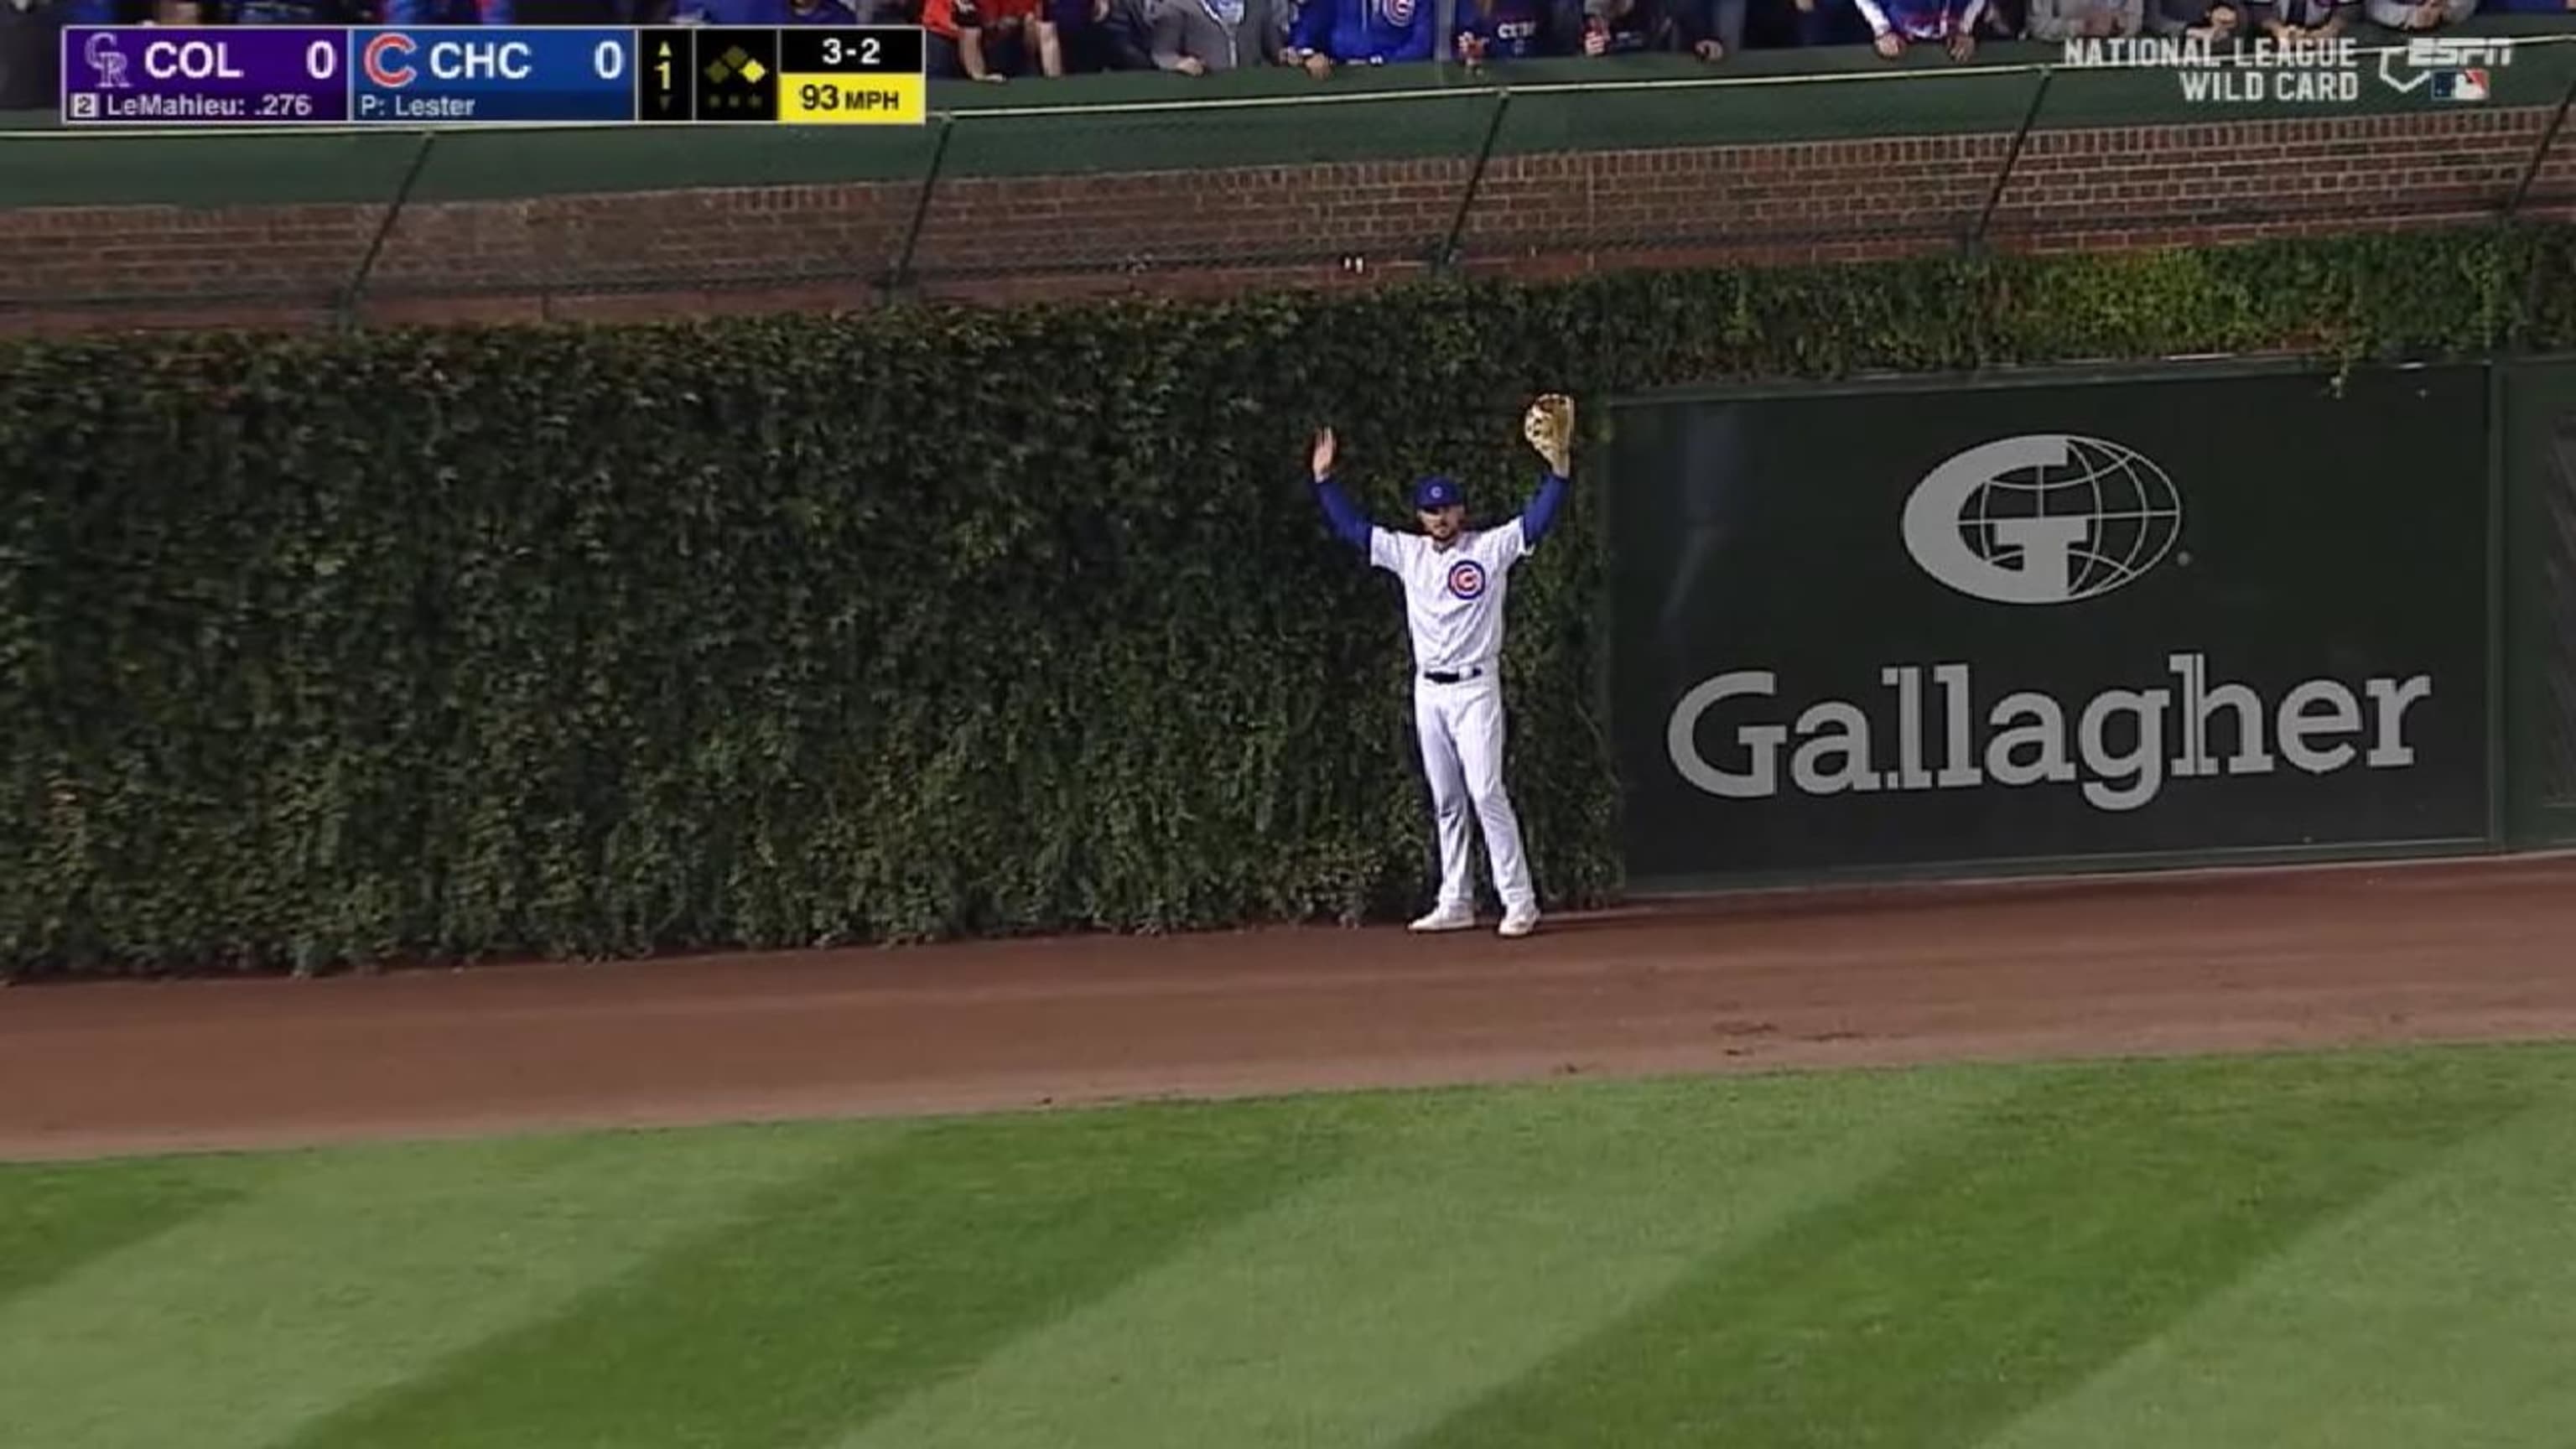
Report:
1307,395,1576,937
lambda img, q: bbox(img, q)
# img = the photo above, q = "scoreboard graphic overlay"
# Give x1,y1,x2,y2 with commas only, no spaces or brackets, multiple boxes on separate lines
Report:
60,24,926,127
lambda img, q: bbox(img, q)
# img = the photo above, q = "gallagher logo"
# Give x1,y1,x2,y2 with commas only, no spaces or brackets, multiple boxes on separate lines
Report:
1901,434,2183,606
362,32,419,88
1446,559,1487,600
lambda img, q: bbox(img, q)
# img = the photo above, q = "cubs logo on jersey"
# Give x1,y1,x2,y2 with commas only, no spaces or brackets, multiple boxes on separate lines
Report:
1379,0,1415,24
1446,558,1488,600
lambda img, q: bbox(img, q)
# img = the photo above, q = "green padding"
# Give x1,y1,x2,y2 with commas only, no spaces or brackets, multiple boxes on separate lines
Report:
3,19,2568,209
1488,66,2043,157
932,87,1503,179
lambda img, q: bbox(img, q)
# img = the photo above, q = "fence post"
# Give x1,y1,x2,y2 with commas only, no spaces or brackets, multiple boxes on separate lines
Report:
884,113,957,304
335,129,438,331
1966,66,2053,257
1433,88,1514,273
2503,67,2576,220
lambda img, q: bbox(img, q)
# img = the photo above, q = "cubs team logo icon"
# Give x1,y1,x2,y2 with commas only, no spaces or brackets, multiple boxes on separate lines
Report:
362,32,420,88
1379,0,1416,23
1446,559,1487,600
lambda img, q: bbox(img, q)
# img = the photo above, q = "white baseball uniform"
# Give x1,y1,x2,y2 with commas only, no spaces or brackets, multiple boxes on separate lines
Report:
1367,519,1535,916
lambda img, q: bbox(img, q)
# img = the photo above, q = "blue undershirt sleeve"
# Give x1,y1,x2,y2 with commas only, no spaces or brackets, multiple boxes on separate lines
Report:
1312,475,1374,553
1519,470,1570,548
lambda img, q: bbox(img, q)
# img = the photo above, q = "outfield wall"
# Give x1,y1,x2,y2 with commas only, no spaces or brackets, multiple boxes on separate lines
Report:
5,233,2573,975
2504,355,2576,849
1608,355,2576,892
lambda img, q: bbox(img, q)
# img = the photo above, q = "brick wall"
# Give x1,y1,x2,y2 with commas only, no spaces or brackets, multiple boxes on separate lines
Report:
3,106,2568,335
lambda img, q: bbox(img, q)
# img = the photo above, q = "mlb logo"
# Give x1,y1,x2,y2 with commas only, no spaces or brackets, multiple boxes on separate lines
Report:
2429,68,2491,101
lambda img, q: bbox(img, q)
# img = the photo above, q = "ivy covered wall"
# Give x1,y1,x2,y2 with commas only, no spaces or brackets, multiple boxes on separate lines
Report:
4,226,2570,976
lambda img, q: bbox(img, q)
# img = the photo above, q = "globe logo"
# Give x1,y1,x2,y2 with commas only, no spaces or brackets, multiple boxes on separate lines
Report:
1900,434,2183,605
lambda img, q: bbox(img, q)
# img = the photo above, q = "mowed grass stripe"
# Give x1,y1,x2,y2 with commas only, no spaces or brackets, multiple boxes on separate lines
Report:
0,1156,266,1307
1403,1048,2541,1449
1979,1053,2576,1449
281,1095,1383,1449
0,1123,888,1449
833,1068,2013,1449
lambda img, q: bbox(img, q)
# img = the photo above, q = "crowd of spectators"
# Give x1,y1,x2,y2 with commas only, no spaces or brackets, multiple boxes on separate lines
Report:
8,0,2565,87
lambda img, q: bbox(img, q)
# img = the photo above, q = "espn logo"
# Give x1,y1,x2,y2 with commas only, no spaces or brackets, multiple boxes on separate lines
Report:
2404,37,2514,69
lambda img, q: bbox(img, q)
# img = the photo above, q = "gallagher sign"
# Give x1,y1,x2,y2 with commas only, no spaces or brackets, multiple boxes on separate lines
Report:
1603,366,2494,882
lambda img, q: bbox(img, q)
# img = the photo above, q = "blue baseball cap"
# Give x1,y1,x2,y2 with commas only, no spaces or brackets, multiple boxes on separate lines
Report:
1413,475,1464,511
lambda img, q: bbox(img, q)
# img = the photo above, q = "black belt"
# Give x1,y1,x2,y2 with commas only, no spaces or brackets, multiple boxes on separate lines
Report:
1422,666,1486,684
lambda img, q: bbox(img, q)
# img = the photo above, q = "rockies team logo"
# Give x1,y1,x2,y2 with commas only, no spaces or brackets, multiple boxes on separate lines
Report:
85,33,132,88
1446,559,1487,600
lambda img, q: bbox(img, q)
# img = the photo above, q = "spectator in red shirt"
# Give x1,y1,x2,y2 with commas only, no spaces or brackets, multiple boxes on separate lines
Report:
925,0,1059,77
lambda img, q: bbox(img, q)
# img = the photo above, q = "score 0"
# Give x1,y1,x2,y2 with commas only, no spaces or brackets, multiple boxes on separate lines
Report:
776,27,926,125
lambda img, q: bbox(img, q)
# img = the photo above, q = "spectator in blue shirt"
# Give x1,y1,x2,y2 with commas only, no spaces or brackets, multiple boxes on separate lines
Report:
38,0,125,21
1283,0,1436,73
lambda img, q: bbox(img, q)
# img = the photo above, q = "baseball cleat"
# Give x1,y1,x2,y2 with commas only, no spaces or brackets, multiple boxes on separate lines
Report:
1498,905,1540,938
1409,903,1478,932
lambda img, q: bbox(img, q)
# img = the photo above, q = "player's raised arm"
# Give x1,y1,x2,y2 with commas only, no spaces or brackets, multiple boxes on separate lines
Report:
1516,394,1575,549
1309,426,1376,554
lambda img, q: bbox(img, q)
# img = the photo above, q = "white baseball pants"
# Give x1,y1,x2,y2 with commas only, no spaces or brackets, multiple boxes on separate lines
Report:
1414,674,1535,913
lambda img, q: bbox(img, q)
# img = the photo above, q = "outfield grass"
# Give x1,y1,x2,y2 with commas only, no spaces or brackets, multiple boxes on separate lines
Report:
3,1042,2573,1448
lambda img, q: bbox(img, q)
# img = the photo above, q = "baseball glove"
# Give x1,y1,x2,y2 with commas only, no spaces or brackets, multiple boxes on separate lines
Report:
1523,393,1575,475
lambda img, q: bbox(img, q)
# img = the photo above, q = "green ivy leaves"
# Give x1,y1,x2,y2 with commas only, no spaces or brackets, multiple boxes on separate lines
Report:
0,225,2567,976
